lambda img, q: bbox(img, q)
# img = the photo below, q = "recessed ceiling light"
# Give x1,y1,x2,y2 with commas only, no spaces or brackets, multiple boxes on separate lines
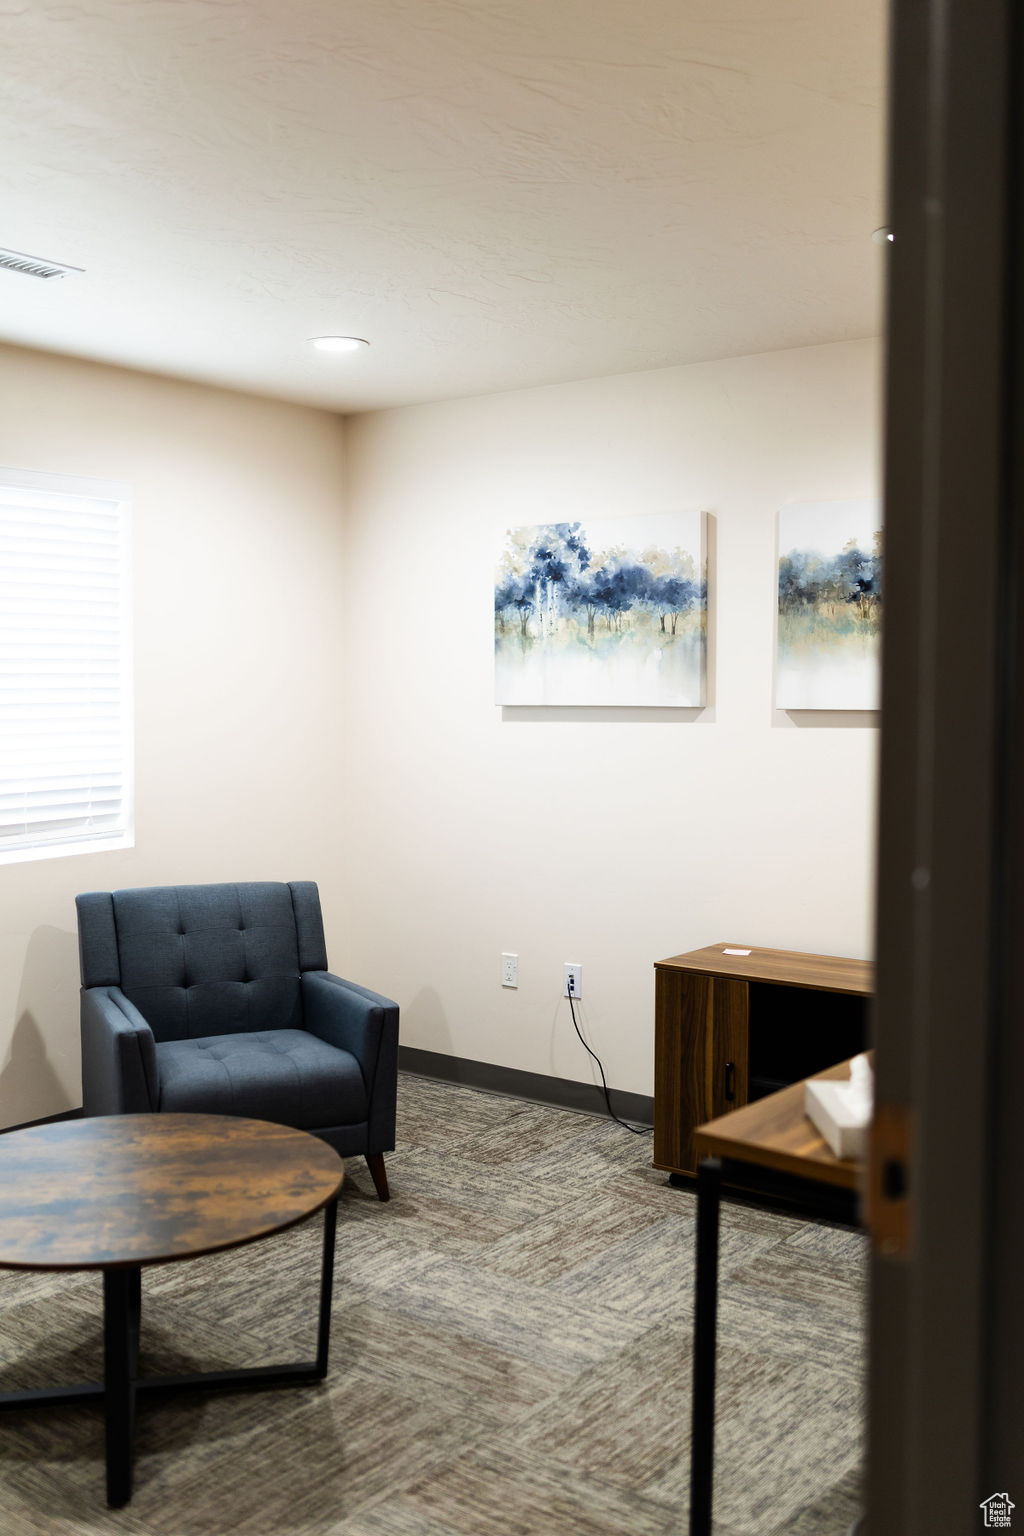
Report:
871,228,895,245
310,336,370,354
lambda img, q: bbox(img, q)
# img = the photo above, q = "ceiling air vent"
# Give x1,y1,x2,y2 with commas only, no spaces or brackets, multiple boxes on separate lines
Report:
0,247,83,280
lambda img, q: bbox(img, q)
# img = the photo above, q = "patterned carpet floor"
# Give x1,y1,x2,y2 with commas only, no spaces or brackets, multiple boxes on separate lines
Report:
0,1075,865,1535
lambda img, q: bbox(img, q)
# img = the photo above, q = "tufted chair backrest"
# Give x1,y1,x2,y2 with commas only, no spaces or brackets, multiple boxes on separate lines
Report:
76,881,328,1043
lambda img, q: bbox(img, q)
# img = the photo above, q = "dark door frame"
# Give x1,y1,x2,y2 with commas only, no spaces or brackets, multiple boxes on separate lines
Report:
870,0,1024,1527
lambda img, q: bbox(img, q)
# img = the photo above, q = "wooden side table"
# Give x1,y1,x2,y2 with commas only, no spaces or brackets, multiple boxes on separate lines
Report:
0,1114,344,1507
687,1061,863,1536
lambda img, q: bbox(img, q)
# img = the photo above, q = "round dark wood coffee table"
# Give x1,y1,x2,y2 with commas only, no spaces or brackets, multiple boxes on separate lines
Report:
0,1114,344,1507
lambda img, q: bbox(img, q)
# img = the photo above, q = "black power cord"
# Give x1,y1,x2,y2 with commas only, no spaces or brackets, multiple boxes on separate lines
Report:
566,987,652,1136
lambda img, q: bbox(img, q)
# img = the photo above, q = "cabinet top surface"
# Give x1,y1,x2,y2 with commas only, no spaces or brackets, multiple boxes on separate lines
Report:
655,942,873,995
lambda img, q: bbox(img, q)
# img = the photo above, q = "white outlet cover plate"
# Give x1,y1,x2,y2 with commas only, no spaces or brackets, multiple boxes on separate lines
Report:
502,953,518,988
563,963,582,998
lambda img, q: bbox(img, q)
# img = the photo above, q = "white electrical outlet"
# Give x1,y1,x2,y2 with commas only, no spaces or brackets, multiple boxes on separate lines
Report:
501,953,518,988
563,962,582,998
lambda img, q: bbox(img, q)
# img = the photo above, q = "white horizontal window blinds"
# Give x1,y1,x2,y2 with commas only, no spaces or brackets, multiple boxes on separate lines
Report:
0,470,132,862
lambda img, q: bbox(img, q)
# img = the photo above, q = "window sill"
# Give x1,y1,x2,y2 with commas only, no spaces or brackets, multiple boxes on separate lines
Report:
0,832,135,868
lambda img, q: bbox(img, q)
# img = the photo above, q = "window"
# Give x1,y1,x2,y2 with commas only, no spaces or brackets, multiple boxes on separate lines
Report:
0,467,132,864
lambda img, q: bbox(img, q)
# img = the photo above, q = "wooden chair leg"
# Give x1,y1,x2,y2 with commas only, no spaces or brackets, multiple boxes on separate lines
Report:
366,1153,390,1202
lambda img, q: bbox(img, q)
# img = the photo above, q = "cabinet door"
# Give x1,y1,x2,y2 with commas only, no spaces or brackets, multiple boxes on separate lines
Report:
654,968,710,1175
710,977,750,1118
654,970,751,1176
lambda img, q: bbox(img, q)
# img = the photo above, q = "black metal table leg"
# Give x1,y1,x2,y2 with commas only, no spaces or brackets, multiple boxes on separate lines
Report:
103,1267,139,1508
689,1156,723,1536
126,1266,141,1377
315,1199,338,1379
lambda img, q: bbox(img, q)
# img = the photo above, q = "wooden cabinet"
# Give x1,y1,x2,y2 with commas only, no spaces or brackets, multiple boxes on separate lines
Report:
653,942,874,1178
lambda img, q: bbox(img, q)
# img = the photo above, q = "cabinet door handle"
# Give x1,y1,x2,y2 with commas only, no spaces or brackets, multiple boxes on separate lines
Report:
725,1061,736,1101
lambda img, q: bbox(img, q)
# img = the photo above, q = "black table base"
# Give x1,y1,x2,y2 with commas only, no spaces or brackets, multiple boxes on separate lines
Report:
689,1156,723,1536
0,1198,338,1508
687,1157,863,1536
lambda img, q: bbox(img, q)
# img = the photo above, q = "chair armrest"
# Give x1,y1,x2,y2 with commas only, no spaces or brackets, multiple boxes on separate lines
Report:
80,987,159,1116
302,972,399,1153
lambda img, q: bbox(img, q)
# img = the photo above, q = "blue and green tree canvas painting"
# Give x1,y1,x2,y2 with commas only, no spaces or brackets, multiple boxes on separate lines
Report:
495,512,706,706
776,500,883,710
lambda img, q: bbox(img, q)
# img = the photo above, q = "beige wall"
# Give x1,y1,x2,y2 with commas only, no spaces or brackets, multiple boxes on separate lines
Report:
341,338,881,1097
0,335,881,1125
0,345,348,1128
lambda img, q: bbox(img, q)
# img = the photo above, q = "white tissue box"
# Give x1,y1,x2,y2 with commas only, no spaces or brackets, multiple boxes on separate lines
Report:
804,1077,870,1159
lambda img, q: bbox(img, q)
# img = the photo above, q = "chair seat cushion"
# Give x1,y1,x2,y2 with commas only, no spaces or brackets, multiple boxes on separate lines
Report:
155,1029,367,1130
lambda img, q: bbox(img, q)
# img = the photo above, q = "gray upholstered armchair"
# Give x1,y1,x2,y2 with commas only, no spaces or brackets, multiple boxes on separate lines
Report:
75,880,398,1200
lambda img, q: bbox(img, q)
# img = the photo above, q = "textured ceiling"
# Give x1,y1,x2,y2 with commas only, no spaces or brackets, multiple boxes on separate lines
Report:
0,0,887,412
